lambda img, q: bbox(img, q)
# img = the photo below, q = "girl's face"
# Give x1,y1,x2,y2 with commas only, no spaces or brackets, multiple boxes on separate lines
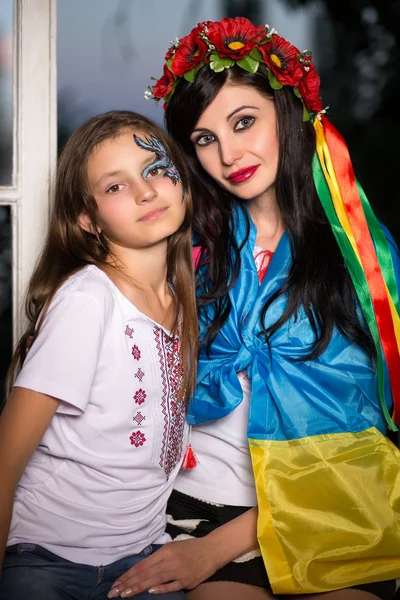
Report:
85,130,186,251
190,83,279,204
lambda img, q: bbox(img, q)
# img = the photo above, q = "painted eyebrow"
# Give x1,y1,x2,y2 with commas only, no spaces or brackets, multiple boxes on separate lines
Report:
93,156,157,188
192,105,260,134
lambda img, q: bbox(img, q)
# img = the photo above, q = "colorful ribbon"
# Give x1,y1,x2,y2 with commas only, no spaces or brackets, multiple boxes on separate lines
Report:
312,116,400,429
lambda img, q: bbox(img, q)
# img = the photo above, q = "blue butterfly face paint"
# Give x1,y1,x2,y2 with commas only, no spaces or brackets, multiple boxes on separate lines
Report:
133,134,182,186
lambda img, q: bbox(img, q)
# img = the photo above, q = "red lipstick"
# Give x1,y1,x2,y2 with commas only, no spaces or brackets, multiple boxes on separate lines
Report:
227,165,260,184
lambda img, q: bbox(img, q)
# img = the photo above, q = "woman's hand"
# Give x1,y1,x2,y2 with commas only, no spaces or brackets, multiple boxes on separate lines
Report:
107,538,219,597
107,506,258,598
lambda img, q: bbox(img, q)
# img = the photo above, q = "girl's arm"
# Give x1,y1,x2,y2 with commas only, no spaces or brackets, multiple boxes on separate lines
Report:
108,506,259,597
0,388,60,575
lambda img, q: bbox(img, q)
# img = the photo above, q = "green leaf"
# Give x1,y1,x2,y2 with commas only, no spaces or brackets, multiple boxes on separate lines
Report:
166,59,173,72
236,55,259,74
220,57,235,68
209,54,234,72
302,103,311,122
184,67,197,82
267,69,283,90
210,59,226,73
183,64,205,82
249,47,263,62
293,86,302,99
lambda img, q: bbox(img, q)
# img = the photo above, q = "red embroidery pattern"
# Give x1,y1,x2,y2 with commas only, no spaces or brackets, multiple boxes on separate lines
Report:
130,430,146,447
125,326,148,446
133,411,145,425
154,326,185,479
134,389,147,405
131,345,141,360
135,368,145,382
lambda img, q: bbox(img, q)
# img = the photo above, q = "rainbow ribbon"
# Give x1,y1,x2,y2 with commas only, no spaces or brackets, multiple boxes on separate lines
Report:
312,115,400,430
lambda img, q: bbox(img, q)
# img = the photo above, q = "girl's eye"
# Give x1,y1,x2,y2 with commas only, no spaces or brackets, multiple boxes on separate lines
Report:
235,116,255,131
106,184,124,194
146,166,165,178
196,133,215,147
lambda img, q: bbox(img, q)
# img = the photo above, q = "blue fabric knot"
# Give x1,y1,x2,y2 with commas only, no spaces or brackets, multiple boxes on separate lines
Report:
234,338,262,371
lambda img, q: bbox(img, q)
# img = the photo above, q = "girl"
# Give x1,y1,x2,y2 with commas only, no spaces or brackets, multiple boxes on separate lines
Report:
111,17,400,600
0,110,198,600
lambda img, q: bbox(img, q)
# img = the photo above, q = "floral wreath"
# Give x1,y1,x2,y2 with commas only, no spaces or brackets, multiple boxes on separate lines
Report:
145,17,322,119
145,16,400,432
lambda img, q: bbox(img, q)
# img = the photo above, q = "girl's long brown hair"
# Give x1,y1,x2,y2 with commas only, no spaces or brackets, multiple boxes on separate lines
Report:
6,110,198,404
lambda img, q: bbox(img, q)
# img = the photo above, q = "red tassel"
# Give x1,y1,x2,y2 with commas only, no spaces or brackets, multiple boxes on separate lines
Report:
182,443,198,470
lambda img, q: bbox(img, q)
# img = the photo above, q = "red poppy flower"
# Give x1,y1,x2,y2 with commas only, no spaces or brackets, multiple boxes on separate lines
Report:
152,64,175,99
171,26,208,76
206,17,260,59
259,34,303,86
254,23,270,44
164,46,175,61
298,62,322,113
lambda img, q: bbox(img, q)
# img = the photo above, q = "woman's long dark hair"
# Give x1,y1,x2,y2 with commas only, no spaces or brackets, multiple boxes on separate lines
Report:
166,65,374,359
7,111,198,403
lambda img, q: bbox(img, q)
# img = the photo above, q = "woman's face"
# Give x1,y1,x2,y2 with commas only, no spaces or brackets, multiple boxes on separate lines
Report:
190,83,279,203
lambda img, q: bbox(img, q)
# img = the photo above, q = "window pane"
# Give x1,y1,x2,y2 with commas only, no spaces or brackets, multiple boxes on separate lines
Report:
57,0,220,140
0,1,13,186
0,206,12,406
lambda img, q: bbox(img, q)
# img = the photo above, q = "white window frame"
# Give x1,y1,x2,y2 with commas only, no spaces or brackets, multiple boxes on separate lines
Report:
0,0,57,342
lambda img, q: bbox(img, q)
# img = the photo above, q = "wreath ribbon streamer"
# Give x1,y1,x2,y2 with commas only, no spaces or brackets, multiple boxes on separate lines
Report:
313,116,400,430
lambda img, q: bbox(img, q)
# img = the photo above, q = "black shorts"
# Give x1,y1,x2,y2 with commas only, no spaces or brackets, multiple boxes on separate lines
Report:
166,489,397,599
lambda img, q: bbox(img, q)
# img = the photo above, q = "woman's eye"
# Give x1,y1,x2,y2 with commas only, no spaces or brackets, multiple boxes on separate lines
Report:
235,116,255,131
196,134,215,147
106,184,123,194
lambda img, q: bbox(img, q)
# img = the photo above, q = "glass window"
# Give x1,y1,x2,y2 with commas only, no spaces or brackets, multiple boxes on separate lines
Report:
0,0,14,186
0,206,12,405
57,0,221,139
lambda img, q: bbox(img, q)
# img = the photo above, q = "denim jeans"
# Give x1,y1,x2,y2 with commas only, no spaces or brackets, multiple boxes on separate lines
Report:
0,543,186,600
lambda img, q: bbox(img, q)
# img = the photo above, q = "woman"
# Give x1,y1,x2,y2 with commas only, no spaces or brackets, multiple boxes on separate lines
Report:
110,18,400,600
